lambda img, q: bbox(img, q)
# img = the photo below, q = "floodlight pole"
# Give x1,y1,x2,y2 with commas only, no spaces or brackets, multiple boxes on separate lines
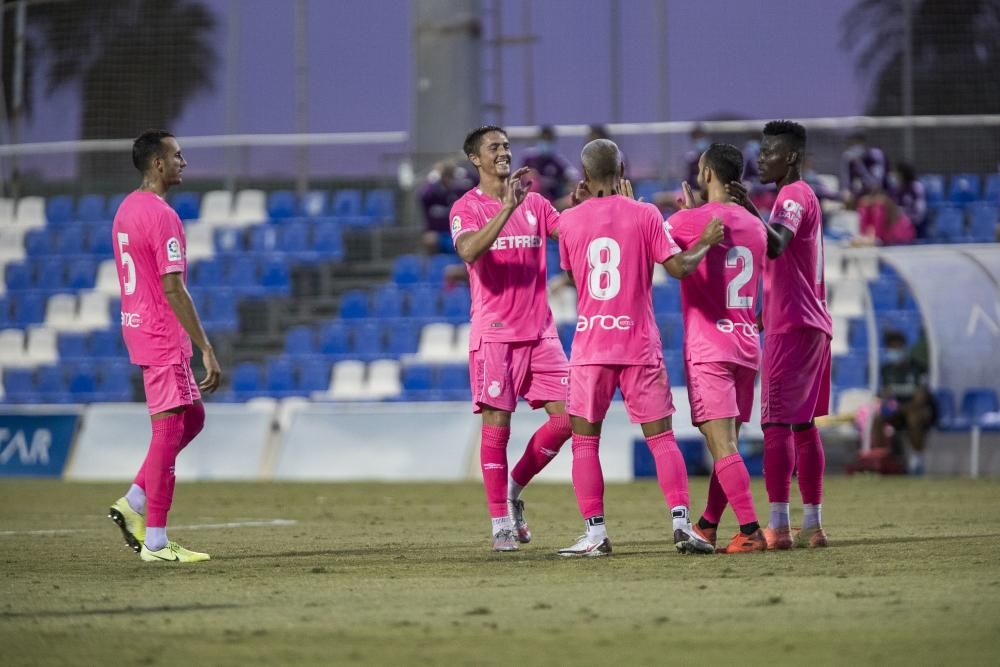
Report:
901,0,914,162
224,0,241,195
293,0,310,196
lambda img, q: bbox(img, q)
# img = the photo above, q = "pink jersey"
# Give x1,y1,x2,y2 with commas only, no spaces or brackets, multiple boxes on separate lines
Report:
558,196,680,366
450,189,560,348
763,181,833,336
669,202,767,369
112,191,192,365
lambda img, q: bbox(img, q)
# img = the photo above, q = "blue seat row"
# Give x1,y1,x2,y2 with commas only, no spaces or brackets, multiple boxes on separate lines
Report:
23,223,115,257
934,387,1000,431
339,285,471,322
2,362,134,404
44,194,127,226
928,203,998,243
188,255,291,296
213,220,345,262
228,357,333,399
265,188,395,224
284,319,423,359
400,363,469,401
5,257,99,292
919,173,1000,205
391,254,465,285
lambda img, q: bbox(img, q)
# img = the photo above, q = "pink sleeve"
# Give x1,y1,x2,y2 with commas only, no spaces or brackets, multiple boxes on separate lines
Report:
558,225,571,272
771,188,807,235
664,211,692,251
449,199,480,244
153,211,186,276
537,195,560,238
650,205,681,263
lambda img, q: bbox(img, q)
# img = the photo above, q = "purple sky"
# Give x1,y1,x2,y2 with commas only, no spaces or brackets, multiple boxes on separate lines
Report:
22,0,864,179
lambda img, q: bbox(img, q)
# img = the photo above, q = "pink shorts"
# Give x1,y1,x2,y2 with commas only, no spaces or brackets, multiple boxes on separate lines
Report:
567,361,675,425
686,360,757,425
761,329,832,425
469,337,568,413
141,363,201,416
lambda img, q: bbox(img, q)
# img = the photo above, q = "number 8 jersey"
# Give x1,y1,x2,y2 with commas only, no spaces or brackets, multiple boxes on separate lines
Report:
668,202,767,369
558,195,680,366
112,191,192,365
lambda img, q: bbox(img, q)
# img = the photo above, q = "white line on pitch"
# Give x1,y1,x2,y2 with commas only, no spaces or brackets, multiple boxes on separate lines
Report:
0,518,298,537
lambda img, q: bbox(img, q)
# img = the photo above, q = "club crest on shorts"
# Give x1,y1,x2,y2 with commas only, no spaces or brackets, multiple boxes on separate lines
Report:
487,380,502,398
166,237,182,261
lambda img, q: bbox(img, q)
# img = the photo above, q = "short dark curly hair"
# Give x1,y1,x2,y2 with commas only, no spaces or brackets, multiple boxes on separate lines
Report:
702,143,744,185
763,120,806,153
463,125,507,158
132,129,174,172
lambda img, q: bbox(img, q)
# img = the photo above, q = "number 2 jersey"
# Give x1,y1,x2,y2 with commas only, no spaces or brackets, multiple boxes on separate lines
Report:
112,191,192,365
558,195,680,366
668,202,767,369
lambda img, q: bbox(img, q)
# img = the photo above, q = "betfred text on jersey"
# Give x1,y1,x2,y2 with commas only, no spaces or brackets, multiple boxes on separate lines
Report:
577,314,634,332
490,235,543,251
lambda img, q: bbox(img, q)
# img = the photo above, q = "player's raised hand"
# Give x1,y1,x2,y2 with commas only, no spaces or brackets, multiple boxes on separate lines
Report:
503,166,532,209
620,178,635,200
700,217,725,246
571,180,592,206
725,180,750,207
679,181,698,209
199,347,222,393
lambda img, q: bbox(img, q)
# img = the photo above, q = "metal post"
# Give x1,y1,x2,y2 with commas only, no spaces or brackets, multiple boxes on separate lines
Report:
0,2,8,195
970,425,981,479
293,0,309,196
10,0,26,198
901,0,914,162
609,0,622,123
522,0,534,126
491,0,503,125
655,0,669,181
224,0,241,195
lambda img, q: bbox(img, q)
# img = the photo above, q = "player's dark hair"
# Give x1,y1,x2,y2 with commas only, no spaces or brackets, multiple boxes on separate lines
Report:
132,129,174,172
463,125,507,158
763,120,806,154
703,143,744,185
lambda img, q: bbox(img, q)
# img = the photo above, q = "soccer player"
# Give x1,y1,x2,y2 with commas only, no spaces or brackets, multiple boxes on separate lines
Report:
450,125,574,552
556,138,723,557
668,144,768,554
728,121,833,549
107,130,222,563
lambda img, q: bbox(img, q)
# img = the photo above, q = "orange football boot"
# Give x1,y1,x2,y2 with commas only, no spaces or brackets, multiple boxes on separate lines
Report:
719,529,767,553
691,523,717,549
794,526,829,548
763,526,793,550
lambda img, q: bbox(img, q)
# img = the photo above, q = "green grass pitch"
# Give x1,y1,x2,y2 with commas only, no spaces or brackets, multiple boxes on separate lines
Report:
2,477,999,666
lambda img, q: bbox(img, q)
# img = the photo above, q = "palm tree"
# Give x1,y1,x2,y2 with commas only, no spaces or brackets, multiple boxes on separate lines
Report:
842,0,1000,115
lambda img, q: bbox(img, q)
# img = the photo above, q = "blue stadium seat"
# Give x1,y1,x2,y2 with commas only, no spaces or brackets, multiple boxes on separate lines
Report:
267,190,298,221
405,285,440,319
427,254,462,284
249,225,280,253
55,226,85,256
300,191,329,218
214,227,243,255
4,369,36,403
98,362,133,400
170,192,200,220
557,322,575,356
313,221,344,259
372,285,404,319
68,364,98,396
226,256,258,293
352,320,384,359
10,291,46,325
319,320,350,356
933,388,961,430
35,365,65,394
46,195,74,227
207,288,239,331
877,310,922,347
231,362,261,399
191,260,223,287
76,194,106,223
868,276,901,311
441,286,470,321
332,189,363,218
949,173,981,204
108,298,121,324
385,319,420,355
88,223,114,256
918,175,945,205
5,262,32,290
984,174,1000,204
847,317,868,349
931,206,965,242
89,330,123,358
402,363,433,393
0,297,9,328
284,325,316,356
297,358,331,392
364,189,395,223
24,229,49,257
961,388,1000,427
339,289,369,319
266,357,297,395
67,257,97,290
259,255,291,294
652,284,680,312
58,333,88,359
392,254,424,285
107,193,127,218
659,312,684,349
967,203,998,243
36,257,67,291
664,351,686,386
438,364,470,393
280,221,317,262
834,353,867,389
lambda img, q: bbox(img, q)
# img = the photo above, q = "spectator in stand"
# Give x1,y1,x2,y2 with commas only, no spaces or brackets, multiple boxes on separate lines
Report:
891,163,928,238
852,184,916,246
421,160,473,255
841,131,890,203
684,125,711,187
741,135,761,184
871,331,936,474
803,157,840,203
521,125,577,205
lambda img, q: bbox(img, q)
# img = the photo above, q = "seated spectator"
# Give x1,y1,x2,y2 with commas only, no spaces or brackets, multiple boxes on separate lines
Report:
852,186,916,246
684,124,711,187
421,160,472,256
841,131,889,204
890,162,929,238
520,125,577,204
870,331,936,474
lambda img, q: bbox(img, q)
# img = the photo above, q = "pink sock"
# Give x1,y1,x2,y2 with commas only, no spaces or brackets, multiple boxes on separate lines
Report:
133,403,206,491
701,471,728,524
645,431,690,509
144,413,186,528
571,434,603,518
715,453,757,526
794,425,825,505
511,413,571,487
763,426,794,504
480,424,511,519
